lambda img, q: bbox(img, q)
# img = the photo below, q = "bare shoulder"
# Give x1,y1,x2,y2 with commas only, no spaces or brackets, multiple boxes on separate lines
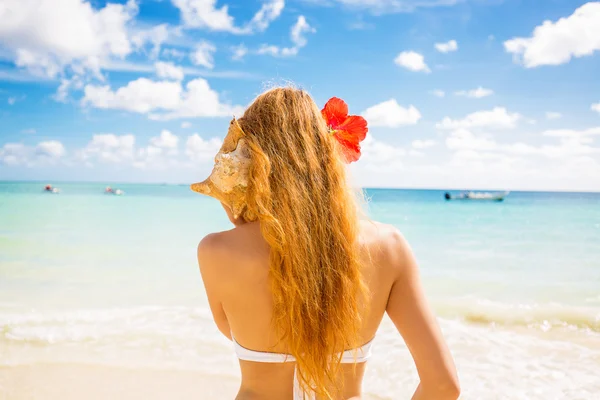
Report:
197,230,234,285
197,222,268,283
360,220,414,276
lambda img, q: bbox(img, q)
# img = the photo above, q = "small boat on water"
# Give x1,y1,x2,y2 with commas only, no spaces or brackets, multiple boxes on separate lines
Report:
105,186,124,196
44,184,60,194
444,191,509,201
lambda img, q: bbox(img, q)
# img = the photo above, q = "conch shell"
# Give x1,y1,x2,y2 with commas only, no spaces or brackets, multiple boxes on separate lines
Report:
191,118,252,219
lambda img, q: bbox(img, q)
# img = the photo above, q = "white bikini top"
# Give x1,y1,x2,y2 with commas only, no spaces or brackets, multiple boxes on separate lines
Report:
232,335,374,400
232,335,375,364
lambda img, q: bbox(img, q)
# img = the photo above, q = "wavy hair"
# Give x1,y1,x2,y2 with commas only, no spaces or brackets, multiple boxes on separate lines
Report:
238,87,367,398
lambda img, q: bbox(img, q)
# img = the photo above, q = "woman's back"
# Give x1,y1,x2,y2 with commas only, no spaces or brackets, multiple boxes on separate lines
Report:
199,219,456,399
193,87,459,399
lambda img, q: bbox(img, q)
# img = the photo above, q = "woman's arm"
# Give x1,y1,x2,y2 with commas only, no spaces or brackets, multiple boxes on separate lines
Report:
385,230,460,400
197,233,232,341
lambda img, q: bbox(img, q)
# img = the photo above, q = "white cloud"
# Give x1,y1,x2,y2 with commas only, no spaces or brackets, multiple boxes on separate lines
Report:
431,89,445,98
172,0,284,34
134,130,181,169
245,0,285,33
77,134,136,164
303,0,462,14
171,0,235,31
356,135,406,172
445,129,498,151
82,78,182,113
436,107,521,130
162,48,186,60
36,140,66,159
435,39,458,53
190,41,216,69
181,122,192,129
412,139,437,149
81,77,244,120
0,143,28,166
75,131,187,169
54,76,84,103
0,140,65,166
150,130,179,150
231,44,248,61
131,24,170,59
394,51,430,73
257,16,315,57
0,0,138,78
362,99,421,127
546,112,562,120
455,87,494,98
185,133,222,163
155,61,184,81
542,127,600,138
444,126,600,161
592,103,600,114
504,2,600,68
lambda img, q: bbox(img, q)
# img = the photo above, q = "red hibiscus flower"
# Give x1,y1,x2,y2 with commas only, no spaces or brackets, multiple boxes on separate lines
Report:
321,97,368,163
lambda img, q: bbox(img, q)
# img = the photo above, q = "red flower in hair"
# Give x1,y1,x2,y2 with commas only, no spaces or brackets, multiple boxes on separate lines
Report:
321,97,368,163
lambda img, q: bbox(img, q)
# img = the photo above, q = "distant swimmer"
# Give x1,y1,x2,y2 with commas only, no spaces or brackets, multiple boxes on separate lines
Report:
105,186,114,194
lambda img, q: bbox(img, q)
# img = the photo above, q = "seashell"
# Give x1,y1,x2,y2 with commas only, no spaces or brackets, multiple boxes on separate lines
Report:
191,118,253,219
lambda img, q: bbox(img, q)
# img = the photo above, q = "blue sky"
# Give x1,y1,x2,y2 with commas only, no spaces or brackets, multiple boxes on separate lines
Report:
1,0,599,191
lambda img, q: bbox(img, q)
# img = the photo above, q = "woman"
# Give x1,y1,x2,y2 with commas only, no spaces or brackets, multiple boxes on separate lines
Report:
192,88,459,400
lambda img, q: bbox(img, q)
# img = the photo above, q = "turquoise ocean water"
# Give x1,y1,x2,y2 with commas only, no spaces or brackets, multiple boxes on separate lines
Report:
1,182,599,399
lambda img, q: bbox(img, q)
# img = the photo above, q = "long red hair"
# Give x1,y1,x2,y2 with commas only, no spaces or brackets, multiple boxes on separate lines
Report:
238,87,367,398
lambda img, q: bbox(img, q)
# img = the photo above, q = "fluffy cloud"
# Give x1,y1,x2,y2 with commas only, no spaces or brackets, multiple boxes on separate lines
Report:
0,143,28,166
150,130,179,149
246,0,285,33
73,131,222,169
305,0,462,14
185,134,222,163
231,44,248,61
436,107,521,130
435,39,458,53
257,16,315,57
134,130,180,169
190,41,217,68
445,126,600,160
36,140,66,159
412,139,437,149
455,87,494,98
0,140,65,166
362,99,421,127
394,51,430,73
131,24,171,59
162,48,186,60
357,135,406,172
77,134,136,164
543,127,600,138
82,77,244,120
82,78,182,113
445,129,498,151
431,90,445,98
155,61,184,81
0,0,138,78
172,0,284,34
592,103,600,114
504,2,600,68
